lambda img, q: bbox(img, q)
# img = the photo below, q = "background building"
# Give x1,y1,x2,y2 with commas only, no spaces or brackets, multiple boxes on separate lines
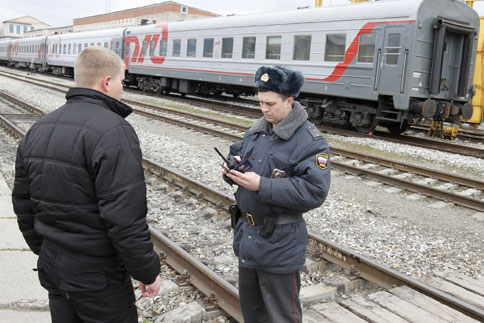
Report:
73,1,220,32
0,16,50,39
24,25,73,37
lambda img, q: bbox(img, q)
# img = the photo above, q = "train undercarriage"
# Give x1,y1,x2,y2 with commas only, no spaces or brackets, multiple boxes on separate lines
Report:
131,75,255,98
129,74,475,136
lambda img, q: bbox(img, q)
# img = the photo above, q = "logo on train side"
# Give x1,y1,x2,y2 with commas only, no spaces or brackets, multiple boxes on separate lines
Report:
124,24,168,68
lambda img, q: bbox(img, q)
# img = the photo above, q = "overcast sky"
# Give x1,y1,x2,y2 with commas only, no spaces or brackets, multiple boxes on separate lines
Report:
1,0,484,27
1,0,318,27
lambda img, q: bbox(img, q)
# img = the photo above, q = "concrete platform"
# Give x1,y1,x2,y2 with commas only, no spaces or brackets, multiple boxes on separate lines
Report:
0,172,50,322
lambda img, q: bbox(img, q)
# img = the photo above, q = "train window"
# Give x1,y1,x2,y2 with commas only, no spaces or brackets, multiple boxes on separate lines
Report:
73,44,77,54
187,39,197,57
63,44,67,55
159,39,167,56
325,34,346,62
141,41,148,57
222,38,233,58
357,34,376,63
97,42,101,46
90,43,94,47
68,44,72,55
104,42,109,48
203,38,214,58
79,44,83,53
266,36,281,60
242,37,256,59
293,35,311,61
172,39,181,57
385,33,401,65
85,43,88,48
149,40,155,56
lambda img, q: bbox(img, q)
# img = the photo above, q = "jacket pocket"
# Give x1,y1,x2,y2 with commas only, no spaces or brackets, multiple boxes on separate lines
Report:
59,272,108,292
269,152,295,177
252,224,298,269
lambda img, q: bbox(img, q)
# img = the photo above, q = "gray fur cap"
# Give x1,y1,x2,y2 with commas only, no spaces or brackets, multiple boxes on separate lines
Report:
254,65,305,98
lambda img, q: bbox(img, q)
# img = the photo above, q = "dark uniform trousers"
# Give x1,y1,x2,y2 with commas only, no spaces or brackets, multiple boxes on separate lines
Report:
239,267,302,323
37,241,137,323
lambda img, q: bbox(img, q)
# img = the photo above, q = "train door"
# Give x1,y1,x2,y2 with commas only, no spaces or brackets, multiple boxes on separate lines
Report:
429,20,475,99
440,32,463,99
378,26,408,95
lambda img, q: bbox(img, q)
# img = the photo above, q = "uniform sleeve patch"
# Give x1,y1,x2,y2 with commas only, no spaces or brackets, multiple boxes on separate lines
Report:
315,153,329,170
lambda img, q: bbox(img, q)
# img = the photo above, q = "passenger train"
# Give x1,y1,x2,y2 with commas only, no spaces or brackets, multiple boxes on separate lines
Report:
0,0,480,133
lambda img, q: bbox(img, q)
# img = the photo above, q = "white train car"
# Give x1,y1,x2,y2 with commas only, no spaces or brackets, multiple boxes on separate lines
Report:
0,39,11,63
45,28,125,75
9,36,46,68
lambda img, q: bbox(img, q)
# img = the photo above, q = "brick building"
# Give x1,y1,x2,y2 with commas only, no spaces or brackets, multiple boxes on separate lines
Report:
73,1,220,32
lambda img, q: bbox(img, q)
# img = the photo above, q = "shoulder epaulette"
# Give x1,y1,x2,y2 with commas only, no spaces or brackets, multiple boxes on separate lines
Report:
307,125,322,139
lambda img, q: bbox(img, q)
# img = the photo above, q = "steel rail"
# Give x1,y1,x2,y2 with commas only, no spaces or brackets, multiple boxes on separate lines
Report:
134,108,243,142
150,228,242,322
124,98,247,132
375,131,484,159
0,90,45,116
331,146,484,190
332,161,484,212
0,114,25,138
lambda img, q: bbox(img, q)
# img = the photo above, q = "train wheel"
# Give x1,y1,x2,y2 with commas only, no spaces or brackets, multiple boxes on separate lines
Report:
386,121,409,135
355,115,378,134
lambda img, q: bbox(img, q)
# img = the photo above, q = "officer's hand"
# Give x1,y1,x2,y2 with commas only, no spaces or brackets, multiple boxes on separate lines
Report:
226,170,260,191
221,155,241,175
140,275,161,297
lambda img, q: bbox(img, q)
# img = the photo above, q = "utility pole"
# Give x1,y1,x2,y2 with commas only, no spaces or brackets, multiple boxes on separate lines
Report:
105,0,112,13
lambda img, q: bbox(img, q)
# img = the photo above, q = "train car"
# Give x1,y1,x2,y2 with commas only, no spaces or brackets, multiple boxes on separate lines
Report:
123,0,480,133
45,28,125,76
9,36,46,69
0,39,11,63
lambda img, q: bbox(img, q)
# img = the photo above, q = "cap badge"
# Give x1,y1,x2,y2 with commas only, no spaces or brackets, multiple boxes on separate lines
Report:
261,73,269,82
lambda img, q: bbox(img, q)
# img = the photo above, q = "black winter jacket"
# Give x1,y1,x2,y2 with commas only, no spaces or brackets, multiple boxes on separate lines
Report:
12,88,160,284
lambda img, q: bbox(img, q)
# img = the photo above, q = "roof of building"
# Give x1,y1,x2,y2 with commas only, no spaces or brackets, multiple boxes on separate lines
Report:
2,15,50,26
73,1,220,22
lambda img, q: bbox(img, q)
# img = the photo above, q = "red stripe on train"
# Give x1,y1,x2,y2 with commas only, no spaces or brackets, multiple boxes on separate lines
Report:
311,19,416,82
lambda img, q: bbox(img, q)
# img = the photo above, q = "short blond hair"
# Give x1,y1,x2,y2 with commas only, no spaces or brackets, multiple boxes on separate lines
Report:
74,46,125,88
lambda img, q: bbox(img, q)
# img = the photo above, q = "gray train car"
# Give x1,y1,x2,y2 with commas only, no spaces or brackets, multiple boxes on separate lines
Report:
0,39,11,63
9,36,47,69
124,0,480,133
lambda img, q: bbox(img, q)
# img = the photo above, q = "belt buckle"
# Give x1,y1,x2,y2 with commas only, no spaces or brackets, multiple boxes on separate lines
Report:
246,213,256,226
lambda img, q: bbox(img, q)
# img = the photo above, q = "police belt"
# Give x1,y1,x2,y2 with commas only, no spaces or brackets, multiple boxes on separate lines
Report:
240,210,303,226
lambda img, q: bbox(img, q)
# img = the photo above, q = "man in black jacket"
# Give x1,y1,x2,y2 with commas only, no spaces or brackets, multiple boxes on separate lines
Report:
12,46,161,323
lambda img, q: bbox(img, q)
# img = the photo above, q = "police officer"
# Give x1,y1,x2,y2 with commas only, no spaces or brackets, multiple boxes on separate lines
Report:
12,46,161,322
222,65,331,323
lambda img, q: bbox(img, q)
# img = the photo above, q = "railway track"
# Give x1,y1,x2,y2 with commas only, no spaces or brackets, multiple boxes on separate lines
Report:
1,78,482,210
2,68,483,161
1,90,483,321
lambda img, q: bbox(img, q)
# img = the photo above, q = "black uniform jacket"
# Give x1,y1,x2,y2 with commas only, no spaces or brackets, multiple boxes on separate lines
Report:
12,88,160,285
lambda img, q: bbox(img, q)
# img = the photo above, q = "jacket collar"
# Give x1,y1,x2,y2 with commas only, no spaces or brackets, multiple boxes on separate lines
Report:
65,88,133,119
249,101,308,140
